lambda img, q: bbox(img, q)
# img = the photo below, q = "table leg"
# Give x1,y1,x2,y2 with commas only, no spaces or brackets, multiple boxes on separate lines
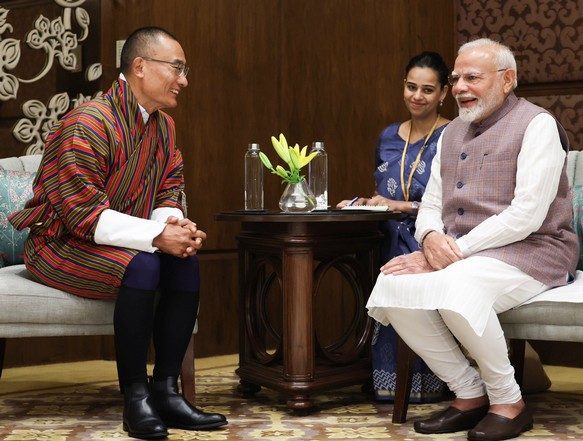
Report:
283,245,314,411
237,379,262,397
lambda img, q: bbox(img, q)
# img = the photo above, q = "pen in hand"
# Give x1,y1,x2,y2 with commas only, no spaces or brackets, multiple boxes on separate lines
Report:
347,196,359,206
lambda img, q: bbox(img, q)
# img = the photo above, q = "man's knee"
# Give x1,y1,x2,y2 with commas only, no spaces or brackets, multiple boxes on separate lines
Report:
178,254,199,274
160,254,200,292
122,252,161,290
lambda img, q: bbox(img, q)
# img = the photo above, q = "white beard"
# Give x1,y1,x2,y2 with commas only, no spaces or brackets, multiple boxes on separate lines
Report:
458,99,488,122
456,88,502,123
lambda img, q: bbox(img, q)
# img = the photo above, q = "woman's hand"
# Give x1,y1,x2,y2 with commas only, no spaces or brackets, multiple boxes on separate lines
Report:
366,195,414,212
336,197,369,208
421,231,463,270
336,194,415,212
380,251,434,275
366,195,393,206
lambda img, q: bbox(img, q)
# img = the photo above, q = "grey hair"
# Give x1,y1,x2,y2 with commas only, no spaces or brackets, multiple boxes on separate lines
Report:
458,38,518,89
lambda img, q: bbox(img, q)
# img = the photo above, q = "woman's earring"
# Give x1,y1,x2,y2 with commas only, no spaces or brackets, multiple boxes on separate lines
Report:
439,100,443,106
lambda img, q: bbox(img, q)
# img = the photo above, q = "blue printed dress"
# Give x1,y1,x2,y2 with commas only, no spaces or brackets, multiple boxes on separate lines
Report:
371,121,448,402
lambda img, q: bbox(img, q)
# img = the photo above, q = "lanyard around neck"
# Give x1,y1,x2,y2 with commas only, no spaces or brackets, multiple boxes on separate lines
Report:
400,115,440,201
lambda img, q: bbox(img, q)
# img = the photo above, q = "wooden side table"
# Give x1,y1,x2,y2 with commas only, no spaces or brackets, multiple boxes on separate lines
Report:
216,210,397,411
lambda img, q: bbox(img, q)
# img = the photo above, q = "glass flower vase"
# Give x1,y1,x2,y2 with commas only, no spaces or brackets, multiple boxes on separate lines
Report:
279,178,317,213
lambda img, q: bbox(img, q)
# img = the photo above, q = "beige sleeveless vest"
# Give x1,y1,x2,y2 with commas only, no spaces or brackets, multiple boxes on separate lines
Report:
440,94,578,287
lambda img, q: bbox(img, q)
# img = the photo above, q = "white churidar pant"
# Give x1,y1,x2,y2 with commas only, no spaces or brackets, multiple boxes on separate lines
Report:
366,256,548,404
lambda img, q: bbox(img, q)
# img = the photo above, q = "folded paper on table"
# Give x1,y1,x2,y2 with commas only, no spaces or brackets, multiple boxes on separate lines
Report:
341,205,391,212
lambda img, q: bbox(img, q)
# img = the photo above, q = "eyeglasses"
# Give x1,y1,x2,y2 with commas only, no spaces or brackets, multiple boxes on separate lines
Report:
141,57,190,78
448,68,507,86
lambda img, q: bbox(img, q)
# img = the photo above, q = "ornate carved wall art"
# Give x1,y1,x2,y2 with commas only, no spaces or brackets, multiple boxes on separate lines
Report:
12,90,103,154
457,0,583,85
0,0,101,155
527,95,583,149
457,0,582,151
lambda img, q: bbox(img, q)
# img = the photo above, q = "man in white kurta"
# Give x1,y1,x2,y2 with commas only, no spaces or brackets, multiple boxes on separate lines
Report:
367,38,578,441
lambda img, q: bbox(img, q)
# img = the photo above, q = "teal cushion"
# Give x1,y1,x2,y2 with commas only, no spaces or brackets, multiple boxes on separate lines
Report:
0,169,35,265
572,185,583,270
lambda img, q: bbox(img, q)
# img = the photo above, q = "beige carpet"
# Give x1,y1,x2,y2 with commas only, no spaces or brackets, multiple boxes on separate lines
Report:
0,356,582,440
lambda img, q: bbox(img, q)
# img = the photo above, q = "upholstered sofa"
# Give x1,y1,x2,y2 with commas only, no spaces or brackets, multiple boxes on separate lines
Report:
392,149,583,423
0,155,196,402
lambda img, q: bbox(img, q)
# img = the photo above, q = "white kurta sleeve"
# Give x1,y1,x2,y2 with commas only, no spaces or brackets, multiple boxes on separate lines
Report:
94,209,166,252
414,130,446,244
455,113,566,256
150,207,184,222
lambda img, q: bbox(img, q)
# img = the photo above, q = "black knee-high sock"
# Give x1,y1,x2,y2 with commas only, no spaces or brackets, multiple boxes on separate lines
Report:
152,289,199,380
114,286,157,385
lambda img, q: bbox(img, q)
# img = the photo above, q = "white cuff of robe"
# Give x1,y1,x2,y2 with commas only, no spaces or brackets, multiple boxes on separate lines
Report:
94,209,166,252
150,207,184,223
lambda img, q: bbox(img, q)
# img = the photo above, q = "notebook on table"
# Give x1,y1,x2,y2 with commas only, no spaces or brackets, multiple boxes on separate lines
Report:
340,205,391,212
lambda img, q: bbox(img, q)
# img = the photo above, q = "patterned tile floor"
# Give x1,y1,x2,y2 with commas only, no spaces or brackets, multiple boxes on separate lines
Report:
0,357,582,440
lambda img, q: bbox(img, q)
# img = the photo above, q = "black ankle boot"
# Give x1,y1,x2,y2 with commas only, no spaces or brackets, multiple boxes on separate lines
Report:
150,377,228,430
123,382,168,439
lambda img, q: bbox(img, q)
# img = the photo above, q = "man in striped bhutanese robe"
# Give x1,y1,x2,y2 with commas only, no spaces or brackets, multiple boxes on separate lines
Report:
9,27,227,439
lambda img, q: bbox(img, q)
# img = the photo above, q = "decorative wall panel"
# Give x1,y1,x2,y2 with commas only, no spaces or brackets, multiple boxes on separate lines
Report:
527,95,583,149
456,0,583,85
0,0,101,156
457,0,582,152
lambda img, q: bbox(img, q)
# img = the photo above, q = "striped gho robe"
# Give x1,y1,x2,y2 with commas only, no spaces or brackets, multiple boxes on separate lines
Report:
9,79,185,299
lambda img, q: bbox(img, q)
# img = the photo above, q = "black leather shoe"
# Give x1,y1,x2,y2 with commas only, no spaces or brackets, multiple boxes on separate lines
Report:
467,408,533,441
123,382,168,439
414,405,489,434
151,377,228,430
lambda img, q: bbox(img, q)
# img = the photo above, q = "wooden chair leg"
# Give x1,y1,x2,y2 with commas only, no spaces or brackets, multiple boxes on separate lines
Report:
0,338,6,380
180,334,196,403
509,339,526,388
392,336,416,423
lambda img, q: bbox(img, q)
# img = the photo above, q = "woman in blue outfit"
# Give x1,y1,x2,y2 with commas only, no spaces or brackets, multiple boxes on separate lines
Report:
338,51,450,402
